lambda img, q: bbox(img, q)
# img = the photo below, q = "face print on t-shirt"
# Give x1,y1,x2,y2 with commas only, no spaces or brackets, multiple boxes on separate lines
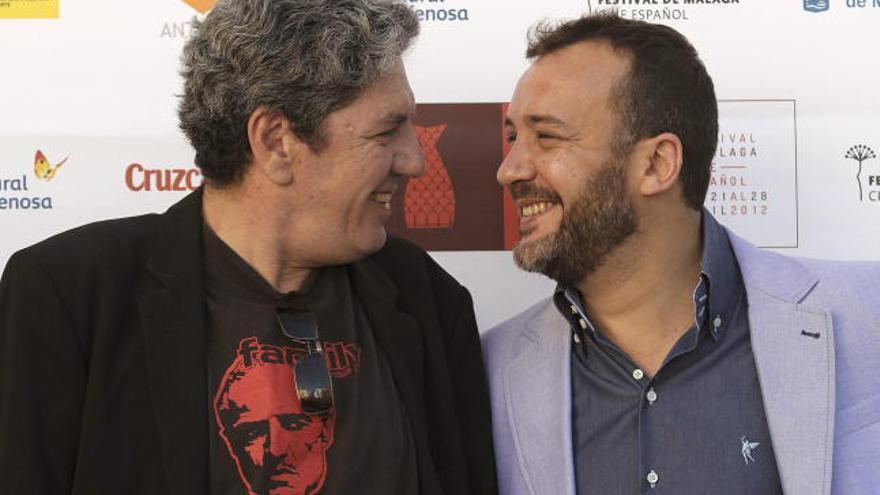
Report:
214,337,360,495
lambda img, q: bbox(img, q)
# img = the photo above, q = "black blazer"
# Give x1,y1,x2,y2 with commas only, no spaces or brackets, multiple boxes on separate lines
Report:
0,190,497,495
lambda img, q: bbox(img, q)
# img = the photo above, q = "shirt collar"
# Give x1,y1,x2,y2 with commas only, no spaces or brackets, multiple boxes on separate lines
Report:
698,209,744,341
202,223,318,308
553,286,597,339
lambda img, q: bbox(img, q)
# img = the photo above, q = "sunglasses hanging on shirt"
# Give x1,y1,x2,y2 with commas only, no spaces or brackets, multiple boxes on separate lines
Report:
276,309,335,414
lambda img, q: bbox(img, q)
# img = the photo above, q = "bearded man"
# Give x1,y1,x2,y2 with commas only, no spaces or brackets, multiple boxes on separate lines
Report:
483,13,880,495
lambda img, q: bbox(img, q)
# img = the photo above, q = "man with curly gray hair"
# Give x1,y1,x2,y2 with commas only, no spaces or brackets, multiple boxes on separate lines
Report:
0,1,498,493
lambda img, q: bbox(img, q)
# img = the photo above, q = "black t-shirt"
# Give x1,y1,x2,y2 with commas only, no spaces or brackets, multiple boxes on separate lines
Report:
203,226,418,495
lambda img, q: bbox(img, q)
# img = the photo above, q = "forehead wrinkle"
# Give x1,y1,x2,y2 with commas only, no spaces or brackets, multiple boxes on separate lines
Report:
526,114,572,129
504,113,573,130
379,83,416,124
520,41,630,127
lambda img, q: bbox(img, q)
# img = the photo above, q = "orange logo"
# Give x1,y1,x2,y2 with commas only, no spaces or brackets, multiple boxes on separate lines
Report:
406,125,455,229
182,0,214,14
33,150,67,181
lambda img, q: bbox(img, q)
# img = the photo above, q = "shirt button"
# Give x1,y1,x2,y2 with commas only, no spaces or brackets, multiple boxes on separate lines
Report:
570,304,578,315
579,319,588,330
646,388,658,404
632,369,645,380
646,469,659,488
713,315,723,329
573,332,581,344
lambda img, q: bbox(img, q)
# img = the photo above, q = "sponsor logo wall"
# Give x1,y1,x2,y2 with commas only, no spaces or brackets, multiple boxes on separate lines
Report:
1,0,878,329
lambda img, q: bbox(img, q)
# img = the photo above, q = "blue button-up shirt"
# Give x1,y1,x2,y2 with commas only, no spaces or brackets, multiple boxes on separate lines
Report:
557,211,782,494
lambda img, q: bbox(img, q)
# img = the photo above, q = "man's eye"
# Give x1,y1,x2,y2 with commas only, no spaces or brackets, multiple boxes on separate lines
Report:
537,133,556,140
505,133,517,143
278,413,312,432
376,127,398,138
234,423,266,446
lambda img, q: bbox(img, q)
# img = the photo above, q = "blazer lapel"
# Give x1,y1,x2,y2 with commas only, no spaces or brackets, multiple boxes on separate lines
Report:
138,190,208,495
503,303,575,495
730,230,835,495
347,257,425,419
346,258,440,490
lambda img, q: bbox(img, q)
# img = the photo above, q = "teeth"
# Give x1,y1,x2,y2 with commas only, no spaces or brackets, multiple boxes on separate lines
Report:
520,202,552,218
371,192,392,210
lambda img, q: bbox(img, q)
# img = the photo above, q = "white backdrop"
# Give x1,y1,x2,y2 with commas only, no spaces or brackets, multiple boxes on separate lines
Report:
1,0,879,330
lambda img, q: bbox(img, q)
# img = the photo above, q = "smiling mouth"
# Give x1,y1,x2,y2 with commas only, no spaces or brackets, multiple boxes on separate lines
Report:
519,201,555,219
370,192,393,210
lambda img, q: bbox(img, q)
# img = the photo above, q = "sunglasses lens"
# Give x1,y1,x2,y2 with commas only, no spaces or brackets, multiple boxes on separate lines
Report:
278,311,319,340
295,352,334,413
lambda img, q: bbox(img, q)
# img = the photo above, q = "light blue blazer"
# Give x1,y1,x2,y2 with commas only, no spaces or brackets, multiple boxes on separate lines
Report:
482,229,880,495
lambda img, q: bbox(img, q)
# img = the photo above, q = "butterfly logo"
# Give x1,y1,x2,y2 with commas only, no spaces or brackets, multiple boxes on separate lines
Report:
33,150,68,181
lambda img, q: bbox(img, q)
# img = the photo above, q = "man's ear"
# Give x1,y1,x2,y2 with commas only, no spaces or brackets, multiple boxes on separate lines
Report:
246,107,304,186
632,132,684,198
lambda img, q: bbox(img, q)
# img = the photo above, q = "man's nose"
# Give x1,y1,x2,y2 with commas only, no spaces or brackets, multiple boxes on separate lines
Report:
497,140,534,187
392,123,426,178
266,418,290,459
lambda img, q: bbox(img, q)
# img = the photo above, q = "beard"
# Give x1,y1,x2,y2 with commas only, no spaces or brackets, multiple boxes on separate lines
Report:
512,160,637,287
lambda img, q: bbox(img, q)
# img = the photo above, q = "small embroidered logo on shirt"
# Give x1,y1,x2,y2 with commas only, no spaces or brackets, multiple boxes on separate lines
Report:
741,435,761,465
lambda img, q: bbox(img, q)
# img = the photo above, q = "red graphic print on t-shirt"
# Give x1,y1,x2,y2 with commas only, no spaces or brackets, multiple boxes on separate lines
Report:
213,337,360,495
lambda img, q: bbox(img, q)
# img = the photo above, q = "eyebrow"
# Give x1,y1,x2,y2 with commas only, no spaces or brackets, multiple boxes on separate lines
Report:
382,112,410,125
504,114,571,130
383,97,417,123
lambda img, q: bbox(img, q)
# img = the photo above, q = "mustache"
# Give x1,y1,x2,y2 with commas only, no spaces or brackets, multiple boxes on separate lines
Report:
508,181,562,204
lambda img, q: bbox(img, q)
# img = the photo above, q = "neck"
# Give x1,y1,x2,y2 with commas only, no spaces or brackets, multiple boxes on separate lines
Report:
576,206,702,376
202,183,313,293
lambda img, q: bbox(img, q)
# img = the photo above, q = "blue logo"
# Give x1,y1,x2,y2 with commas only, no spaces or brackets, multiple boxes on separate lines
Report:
804,0,830,12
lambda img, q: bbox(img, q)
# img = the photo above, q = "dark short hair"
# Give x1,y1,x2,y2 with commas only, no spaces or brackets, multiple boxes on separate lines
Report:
526,13,718,210
178,0,419,187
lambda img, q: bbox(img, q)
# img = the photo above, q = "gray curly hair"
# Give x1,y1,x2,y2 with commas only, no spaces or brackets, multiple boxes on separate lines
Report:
178,0,420,186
